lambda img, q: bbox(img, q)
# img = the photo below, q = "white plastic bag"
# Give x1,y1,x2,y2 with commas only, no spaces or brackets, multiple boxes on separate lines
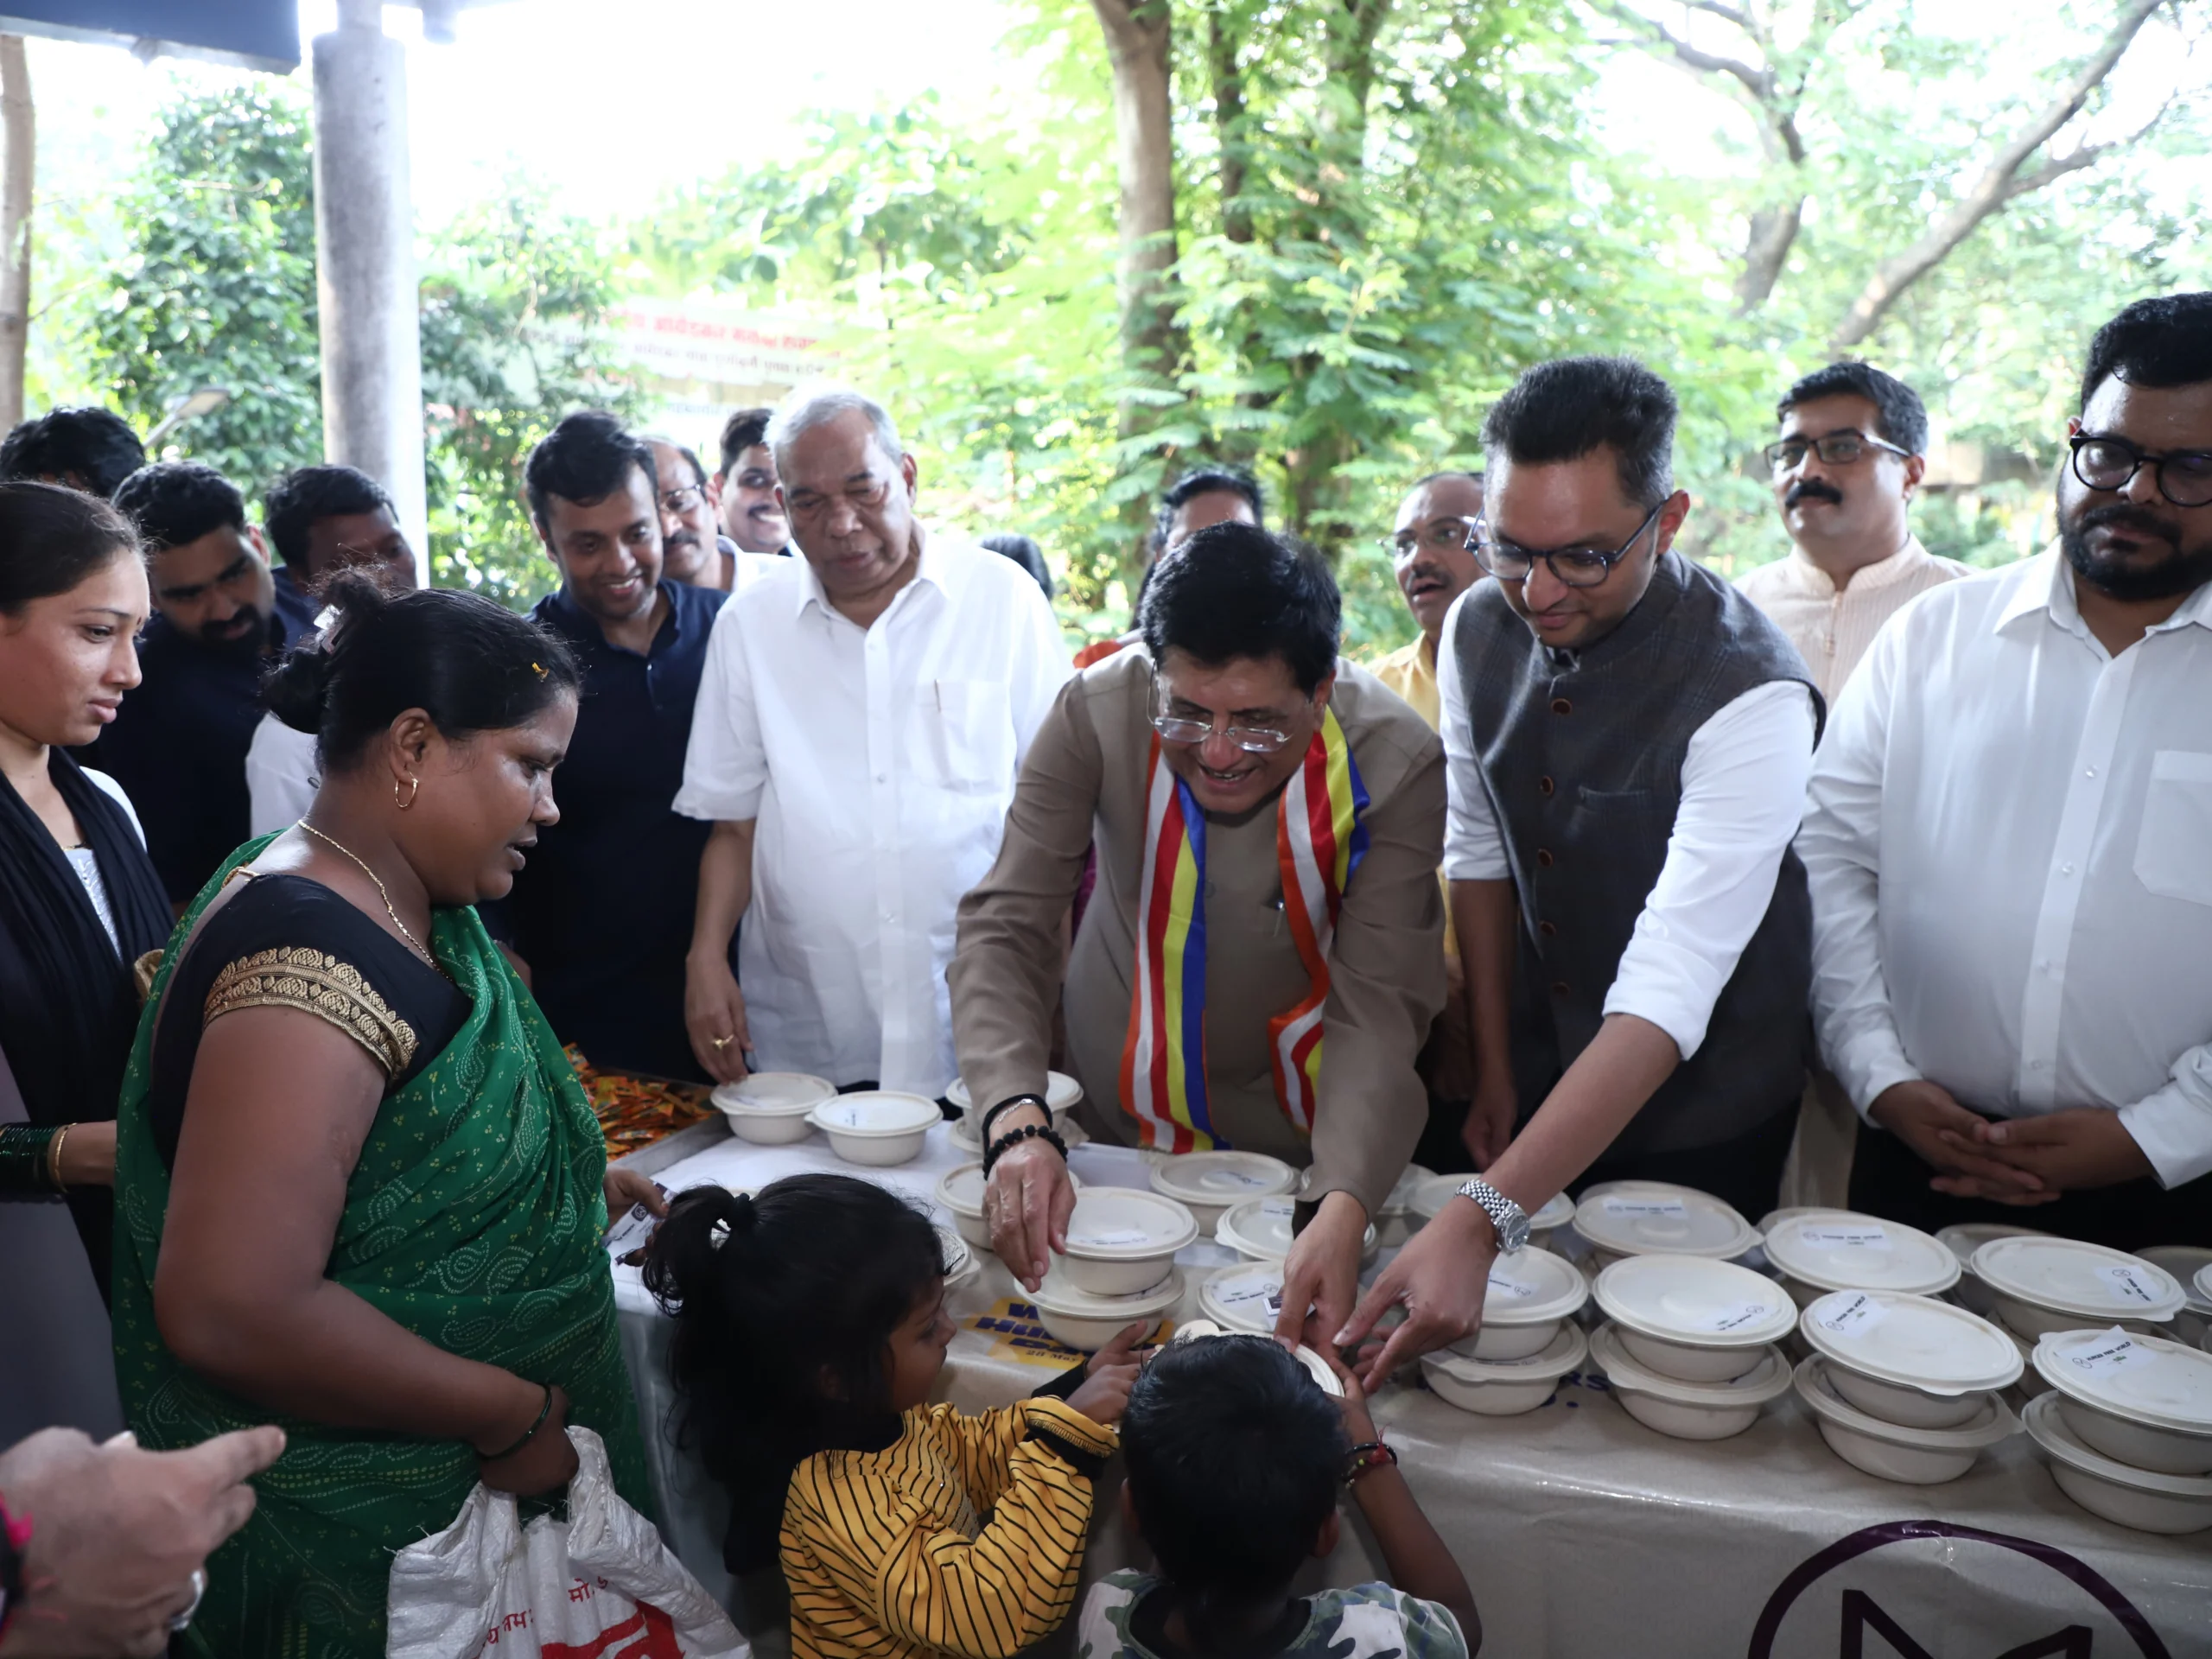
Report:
387,1426,750,1659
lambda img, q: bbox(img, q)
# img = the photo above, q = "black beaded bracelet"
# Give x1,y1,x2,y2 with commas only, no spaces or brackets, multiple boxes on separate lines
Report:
983,1122,1068,1179
980,1093,1051,1151
476,1383,554,1463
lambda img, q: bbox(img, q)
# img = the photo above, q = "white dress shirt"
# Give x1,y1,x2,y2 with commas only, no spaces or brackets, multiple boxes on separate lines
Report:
1799,550,2212,1189
246,715,321,837
675,527,1071,1095
1736,534,1972,704
1437,624,1816,1061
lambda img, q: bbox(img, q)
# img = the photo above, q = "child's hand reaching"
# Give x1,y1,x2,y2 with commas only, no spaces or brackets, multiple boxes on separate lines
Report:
1065,1321,1151,1426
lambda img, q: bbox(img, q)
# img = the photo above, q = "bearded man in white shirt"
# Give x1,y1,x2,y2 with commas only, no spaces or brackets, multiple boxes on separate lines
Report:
676,388,1071,1095
1798,292,2212,1249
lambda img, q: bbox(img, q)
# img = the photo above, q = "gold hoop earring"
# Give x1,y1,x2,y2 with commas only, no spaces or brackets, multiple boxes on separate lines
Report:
394,776,421,811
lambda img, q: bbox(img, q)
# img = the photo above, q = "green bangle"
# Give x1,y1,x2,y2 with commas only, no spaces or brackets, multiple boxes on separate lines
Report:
475,1384,554,1463
0,1126,62,1195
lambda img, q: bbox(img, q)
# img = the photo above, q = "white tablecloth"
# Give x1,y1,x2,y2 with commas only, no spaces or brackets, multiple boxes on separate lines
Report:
613,1122,2212,1658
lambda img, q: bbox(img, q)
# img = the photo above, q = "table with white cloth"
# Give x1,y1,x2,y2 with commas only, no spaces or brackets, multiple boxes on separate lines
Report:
611,1122,2212,1659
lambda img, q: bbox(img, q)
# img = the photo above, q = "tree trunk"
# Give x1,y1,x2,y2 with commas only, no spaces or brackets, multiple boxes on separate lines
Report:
1207,10,1251,245
0,37,32,431
1089,0,1185,425
1735,200,1802,310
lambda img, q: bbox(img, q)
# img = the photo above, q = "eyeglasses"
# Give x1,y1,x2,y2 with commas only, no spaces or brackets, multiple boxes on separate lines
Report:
1463,502,1663,589
659,485,708,514
1380,518,1477,560
2069,434,2212,510
1761,430,1910,474
1147,672,1306,753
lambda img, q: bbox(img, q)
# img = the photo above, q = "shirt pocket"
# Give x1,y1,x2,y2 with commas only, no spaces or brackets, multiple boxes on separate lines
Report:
920,679,1015,792
2134,749,2212,906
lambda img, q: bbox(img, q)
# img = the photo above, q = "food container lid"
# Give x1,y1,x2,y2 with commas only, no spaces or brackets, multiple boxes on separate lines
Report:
1798,1290,2022,1395
1935,1222,2050,1269
1969,1236,2186,1322
1424,1321,1588,1384
808,1092,941,1137
947,1071,1083,1113
1062,1188,1198,1259
713,1072,836,1114
2032,1326,2212,1433
1573,1182,1758,1260
1481,1246,1589,1327
1029,1266,1185,1318
937,1162,986,1217
1592,1253,1796,1348
1763,1211,1961,1296
1200,1262,1287,1334
1380,1163,1436,1216
2022,1391,2212,1498
2126,1247,2210,1317
1216,1197,1376,1262
1531,1192,1576,1231
1794,1356,2018,1448
1149,1151,1299,1206
1408,1173,1470,1222
1588,1322,1792,1406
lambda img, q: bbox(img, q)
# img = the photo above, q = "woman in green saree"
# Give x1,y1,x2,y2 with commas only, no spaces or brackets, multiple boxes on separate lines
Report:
110,575,663,1657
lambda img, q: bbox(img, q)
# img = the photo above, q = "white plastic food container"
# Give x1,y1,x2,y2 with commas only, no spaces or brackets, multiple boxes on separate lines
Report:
1058,1187,1198,1295
949,1112,1089,1157
1408,1173,1470,1229
1762,1211,1961,1306
1794,1356,2019,1484
1574,1182,1759,1268
1796,1289,2021,1430
1149,1152,1299,1236
936,1226,981,1292
1529,1192,1576,1251
1027,1268,1184,1352
1969,1237,2185,1339
1589,1322,1791,1440
1936,1224,2050,1316
947,1071,1084,1128
935,1161,1084,1255
1449,1247,1589,1362
1375,1163,1435,1246
1592,1253,1795,1382
2031,1326,2212,1476
1216,1196,1376,1267
2133,1247,2212,1348
806,1091,941,1166
711,1071,836,1144
1425,1324,1588,1416
1199,1261,1287,1335
2024,1391,2212,1535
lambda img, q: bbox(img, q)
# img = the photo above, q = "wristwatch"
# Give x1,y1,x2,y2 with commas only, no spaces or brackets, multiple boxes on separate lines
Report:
1456,1177,1529,1255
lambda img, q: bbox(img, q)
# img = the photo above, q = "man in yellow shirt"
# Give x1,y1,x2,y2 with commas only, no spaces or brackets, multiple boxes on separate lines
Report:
1372,471,1486,1161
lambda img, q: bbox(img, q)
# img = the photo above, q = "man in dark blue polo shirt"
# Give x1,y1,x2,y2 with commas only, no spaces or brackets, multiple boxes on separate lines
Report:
495,410,733,1080
87,461,317,903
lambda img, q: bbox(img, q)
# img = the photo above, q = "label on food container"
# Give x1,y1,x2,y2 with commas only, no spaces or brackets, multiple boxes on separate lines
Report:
601,1183,669,1259
1487,1269,1541,1300
2098,1263,2163,1306
1701,1300,1774,1334
1213,1275,1281,1307
1813,1293,1887,1337
1200,1167,1278,1192
1602,1197,1688,1218
2064,1330,2152,1376
1071,1228,1154,1248
1799,1226,1891,1250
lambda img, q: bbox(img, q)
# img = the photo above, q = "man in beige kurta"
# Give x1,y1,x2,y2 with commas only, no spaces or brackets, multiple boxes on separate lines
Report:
951,526,1445,1350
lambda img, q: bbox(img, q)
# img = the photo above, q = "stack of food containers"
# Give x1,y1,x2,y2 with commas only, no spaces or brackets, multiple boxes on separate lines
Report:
1422,1248,1592,1418
2023,1327,2212,1534
1791,1290,2021,1483
1935,1224,2050,1318
1149,1151,1300,1236
710,1072,835,1143
805,1092,942,1166
1760,1211,1961,1309
1587,1255,1796,1438
1025,1187,1197,1350
1403,1177,1573,1249
1573,1182,1760,1273
2133,1247,2212,1348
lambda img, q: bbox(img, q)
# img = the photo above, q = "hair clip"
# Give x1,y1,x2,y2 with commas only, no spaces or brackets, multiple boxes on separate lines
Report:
530,662,548,678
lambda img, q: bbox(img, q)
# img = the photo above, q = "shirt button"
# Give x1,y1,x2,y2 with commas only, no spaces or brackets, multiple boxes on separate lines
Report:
2061,862,2076,876
1536,849,1554,868
875,773,887,784
1538,776,1555,797
1550,698,1572,715
2085,767,2096,778
1538,920,1557,938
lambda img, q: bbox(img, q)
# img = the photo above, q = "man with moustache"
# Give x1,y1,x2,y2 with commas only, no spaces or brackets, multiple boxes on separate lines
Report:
710,407,795,560
492,411,735,1079
1796,293,2212,1248
647,436,732,590
87,461,318,902
1338,356,1822,1382
1739,362,1969,704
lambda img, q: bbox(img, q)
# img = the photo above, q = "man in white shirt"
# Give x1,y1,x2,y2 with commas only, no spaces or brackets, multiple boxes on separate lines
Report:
1799,292,2212,1248
1343,356,1822,1378
676,388,1071,1096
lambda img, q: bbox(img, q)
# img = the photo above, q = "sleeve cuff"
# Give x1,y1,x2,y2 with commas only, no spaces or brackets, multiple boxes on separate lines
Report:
1827,1028,1922,1123
1602,934,1726,1060
1441,846,1510,881
1020,1397,1118,1463
672,782,764,823
2118,1084,2212,1191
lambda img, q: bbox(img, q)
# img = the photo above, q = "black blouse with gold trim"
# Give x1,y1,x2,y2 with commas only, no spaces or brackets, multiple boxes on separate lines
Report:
145,874,470,1172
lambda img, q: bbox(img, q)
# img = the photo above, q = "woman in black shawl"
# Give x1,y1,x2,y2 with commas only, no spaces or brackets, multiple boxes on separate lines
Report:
0,481,173,1440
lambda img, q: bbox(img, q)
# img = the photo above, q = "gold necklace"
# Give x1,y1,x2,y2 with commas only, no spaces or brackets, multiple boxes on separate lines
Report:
297,819,439,970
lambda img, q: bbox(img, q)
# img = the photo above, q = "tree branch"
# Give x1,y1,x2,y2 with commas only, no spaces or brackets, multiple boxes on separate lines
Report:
1594,0,1775,102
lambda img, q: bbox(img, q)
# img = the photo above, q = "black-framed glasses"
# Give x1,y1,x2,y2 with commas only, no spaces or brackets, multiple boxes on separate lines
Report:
1147,670,1306,753
1380,517,1478,560
1463,501,1663,589
659,485,708,514
1761,430,1911,474
2069,434,2212,510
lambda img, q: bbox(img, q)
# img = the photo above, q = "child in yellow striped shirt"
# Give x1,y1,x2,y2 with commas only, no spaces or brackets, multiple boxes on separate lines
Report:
645,1173,1146,1659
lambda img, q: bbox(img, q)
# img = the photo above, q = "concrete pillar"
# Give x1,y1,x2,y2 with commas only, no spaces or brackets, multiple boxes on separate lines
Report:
310,1,429,582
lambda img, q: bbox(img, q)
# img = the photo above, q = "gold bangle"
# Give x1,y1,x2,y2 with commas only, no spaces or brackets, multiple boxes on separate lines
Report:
48,1122,72,1192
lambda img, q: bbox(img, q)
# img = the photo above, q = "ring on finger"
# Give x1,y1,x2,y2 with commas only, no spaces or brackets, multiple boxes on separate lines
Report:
169,1567,207,1632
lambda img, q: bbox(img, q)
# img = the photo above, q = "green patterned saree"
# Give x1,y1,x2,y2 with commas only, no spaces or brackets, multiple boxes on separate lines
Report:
110,838,652,1659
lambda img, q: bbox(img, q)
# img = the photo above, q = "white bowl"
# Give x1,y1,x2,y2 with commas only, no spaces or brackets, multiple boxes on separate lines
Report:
806,1091,941,1166
1971,1236,2184,1338
1592,1253,1796,1381
1058,1187,1198,1295
712,1071,836,1143
1199,1262,1287,1334
1763,1211,1961,1302
2031,1326,2212,1475
1408,1173,1471,1226
936,1226,980,1291
1935,1224,2050,1316
1149,1152,1299,1236
1795,1357,2018,1484
1588,1323,1791,1440
948,1112,1089,1157
1573,1182,1760,1262
2024,1391,2212,1535
1825,1366,1993,1430
1425,1324,1588,1416
936,1160,1084,1255
1797,1290,2022,1429
2135,1247,2212,1348
1448,1246,1590,1362
1529,1191,1577,1249
1375,1163,1435,1246
1027,1268,1184,1352
947,1071,1083,1128
1216,1196,1377,1267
